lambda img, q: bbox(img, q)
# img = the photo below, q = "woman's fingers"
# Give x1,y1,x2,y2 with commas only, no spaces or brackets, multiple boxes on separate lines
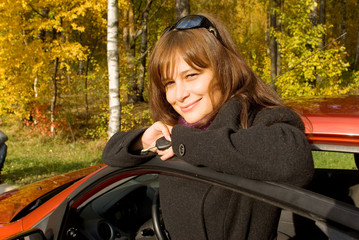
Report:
159,147,175,161
142,121,172,149
141,121,174,158
154,122,172,141
164,125,173,141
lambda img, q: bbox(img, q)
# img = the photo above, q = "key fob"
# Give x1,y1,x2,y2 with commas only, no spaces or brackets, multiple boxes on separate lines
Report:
156,136,172,150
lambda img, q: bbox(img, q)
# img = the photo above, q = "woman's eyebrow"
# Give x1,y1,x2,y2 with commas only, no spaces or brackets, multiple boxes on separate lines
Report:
162,65,199,82
179,68,198,76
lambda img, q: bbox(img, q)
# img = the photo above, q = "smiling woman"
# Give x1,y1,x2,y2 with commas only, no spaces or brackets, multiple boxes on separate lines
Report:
163,57,222,124
102,14,314,240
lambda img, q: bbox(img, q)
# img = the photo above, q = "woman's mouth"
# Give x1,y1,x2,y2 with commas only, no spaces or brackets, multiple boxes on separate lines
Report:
180,99,201,112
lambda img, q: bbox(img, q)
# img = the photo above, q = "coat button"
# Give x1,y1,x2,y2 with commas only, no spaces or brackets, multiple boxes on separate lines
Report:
179,144,185,156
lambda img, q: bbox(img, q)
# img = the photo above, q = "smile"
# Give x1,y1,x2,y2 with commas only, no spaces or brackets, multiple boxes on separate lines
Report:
180,99,201,112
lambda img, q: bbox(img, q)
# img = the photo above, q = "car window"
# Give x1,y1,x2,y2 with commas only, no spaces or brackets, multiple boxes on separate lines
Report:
77,174,159,240
313,151,357,170
309,150,359,206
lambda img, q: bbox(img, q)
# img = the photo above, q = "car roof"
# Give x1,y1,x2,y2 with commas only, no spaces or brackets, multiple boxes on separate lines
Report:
287,95,359,153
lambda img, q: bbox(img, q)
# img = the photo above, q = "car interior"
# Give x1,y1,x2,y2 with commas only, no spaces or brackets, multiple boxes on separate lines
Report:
59,151,359,240
70,174,159,240
278,150,359,240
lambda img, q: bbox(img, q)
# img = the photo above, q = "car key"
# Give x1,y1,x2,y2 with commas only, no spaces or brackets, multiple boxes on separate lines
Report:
156,136,172,150
141,136,172,153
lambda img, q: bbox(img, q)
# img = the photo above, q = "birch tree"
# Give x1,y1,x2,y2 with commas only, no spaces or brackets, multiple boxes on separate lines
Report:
176,0,190,19
107,0,121,137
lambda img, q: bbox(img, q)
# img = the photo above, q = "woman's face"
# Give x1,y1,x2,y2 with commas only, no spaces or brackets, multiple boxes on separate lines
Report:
164,55,223,124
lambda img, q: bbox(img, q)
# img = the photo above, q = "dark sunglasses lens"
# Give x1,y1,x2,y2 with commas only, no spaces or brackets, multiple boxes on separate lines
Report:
175,16,203,29
162,15,221,43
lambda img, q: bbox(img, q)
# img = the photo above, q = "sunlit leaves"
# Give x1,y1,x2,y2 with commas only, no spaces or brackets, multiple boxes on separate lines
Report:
191,0,269,79
0,0,107,123
272,0,350,97
1,0,358,138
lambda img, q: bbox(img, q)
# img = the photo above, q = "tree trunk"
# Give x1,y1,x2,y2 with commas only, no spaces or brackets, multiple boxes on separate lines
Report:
310,0,318,26
50,57,59,137
341,0,347,46
37,7,50,41
123,2,138,104
138,0,153,102
33,77,38,125
354,0,359,69
84,59,90,126
79,53,89,126
34,7,49,127
107,0,121,138
269,0,279,89
319,0,326,47
310,0,322,89
176,0,190,20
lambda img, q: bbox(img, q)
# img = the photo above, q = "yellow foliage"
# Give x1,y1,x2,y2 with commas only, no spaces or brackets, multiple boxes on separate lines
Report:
1,0,358,136
0,0,107,120
191,0,268,74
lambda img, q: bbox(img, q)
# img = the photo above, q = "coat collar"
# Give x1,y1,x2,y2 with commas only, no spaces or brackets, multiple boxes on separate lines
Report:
209,99,245,130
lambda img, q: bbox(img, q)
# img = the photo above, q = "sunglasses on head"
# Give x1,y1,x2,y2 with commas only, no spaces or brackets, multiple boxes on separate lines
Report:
163,15,222,42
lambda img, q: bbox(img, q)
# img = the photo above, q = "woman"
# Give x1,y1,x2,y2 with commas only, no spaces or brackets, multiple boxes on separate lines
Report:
103,14,314,240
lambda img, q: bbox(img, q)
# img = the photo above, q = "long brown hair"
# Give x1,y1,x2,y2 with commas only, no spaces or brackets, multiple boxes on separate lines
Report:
149,14,286,128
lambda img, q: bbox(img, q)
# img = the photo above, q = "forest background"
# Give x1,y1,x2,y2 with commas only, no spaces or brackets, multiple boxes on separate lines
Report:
0,0,358,185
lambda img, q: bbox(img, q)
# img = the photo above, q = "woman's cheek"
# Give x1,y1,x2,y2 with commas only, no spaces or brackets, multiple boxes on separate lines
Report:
165,88,175,105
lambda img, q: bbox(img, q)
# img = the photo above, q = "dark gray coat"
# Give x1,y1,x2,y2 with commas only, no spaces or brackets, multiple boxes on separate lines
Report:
102,99,314,240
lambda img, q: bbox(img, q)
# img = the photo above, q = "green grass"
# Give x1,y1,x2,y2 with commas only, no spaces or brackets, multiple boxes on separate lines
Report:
313,151,357,170
1,124,106,186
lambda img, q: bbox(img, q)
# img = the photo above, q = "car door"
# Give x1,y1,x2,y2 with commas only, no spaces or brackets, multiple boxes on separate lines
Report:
8,157,359,240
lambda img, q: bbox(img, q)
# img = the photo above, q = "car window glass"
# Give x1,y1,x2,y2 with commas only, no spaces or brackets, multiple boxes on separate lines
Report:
312,151,357,170
310,151,359,208
77,174,159,239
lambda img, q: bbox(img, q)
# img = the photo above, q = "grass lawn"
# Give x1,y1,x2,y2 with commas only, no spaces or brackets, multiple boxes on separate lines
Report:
1,124,106,186
0,124,357,186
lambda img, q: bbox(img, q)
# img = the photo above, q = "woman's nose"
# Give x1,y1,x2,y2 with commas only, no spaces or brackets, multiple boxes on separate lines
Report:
175,82,189,102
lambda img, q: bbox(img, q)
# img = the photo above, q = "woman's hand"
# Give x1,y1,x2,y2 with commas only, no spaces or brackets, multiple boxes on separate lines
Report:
157,147,174,161
141,121,175,160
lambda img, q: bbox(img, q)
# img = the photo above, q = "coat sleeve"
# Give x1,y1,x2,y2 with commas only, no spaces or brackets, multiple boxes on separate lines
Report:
102,128,156,168
170,107,314,186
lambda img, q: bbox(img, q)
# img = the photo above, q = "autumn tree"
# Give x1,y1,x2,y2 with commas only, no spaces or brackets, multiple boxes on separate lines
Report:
107,0,121,137
1,0,358,138
191,0,269,78
0,0,107,136
176,0,190,19
272,0,350,96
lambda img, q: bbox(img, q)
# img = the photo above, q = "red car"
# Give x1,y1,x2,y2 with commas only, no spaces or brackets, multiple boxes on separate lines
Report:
1,96,359,240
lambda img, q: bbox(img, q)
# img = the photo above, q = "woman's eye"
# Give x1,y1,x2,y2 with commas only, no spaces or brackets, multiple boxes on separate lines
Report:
186,73,198,79
164,81,174,88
